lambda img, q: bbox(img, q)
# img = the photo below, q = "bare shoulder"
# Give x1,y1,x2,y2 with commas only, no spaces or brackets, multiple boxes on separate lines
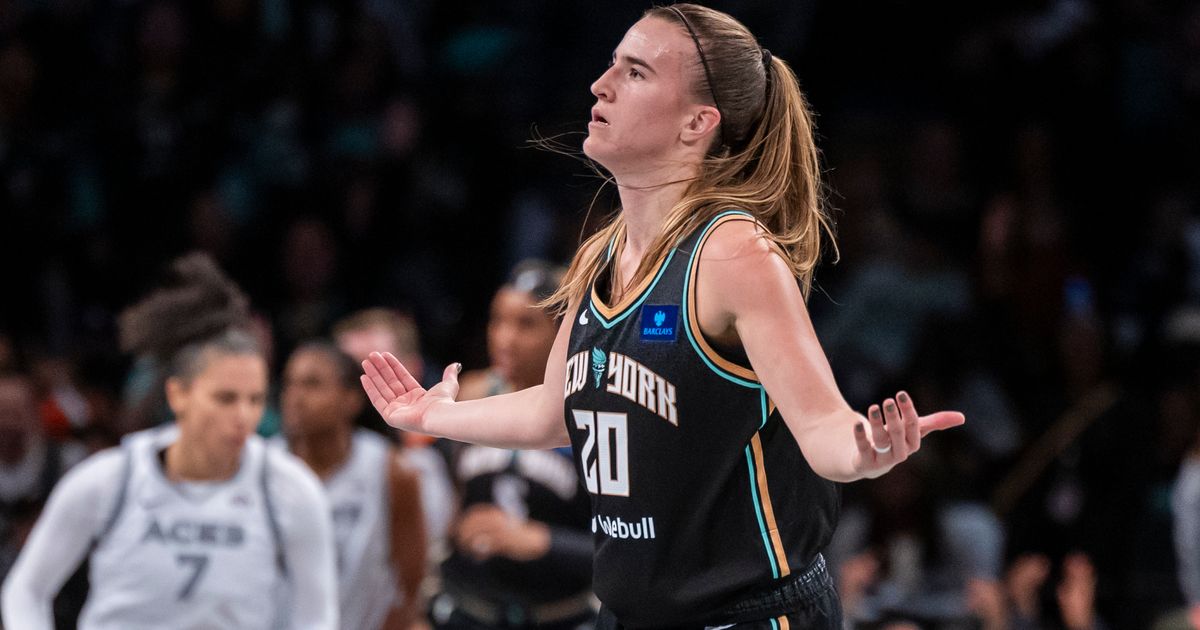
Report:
699,216,792,281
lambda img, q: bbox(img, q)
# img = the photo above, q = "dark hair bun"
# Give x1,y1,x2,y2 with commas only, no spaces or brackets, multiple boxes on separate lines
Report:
118,252,250,362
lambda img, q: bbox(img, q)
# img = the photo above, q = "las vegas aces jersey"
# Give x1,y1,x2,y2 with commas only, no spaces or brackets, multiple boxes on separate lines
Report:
320,430,400,630
80,425,288,629
564,210,839,627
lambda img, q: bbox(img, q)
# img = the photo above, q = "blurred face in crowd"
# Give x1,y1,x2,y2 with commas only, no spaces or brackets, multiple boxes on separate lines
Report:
280,349,362,438
336,324,398,364
488,288,558,390
336,322,424,383
0,376,39,465
167,351,266,465
583,16,711,174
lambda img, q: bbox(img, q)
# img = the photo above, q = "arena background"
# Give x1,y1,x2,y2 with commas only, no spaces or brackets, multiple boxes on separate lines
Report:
1,0,1198,627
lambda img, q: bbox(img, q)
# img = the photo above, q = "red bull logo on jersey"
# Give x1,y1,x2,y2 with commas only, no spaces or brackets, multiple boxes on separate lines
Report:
592,514,657,540
564,349,678,425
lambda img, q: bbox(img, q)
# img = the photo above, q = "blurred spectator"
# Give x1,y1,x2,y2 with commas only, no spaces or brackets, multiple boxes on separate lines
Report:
814,207,971,407
30,355,92,444
829,456,1005,629
274,216,347,358
0,373,88,622
0,334,17,376
1006,552,1105,630
0,373,85,559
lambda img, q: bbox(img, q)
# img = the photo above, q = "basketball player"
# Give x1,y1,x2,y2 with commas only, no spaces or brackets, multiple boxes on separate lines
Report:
360,4,965,628
1,254,337,629
435,261,593,630
334,309,456,551
280,341,427,630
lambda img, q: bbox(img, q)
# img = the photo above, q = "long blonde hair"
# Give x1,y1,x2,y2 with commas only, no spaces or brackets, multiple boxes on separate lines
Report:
546,3,836,315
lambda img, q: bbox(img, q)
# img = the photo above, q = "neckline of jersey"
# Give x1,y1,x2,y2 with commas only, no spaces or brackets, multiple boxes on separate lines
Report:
588,246,676,328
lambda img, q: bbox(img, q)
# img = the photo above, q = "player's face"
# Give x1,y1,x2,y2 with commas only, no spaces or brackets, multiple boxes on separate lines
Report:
487,288,557,388
335,325,397,364
170,353,267,456
336,324,425,383
583,16,702,171
280,350,357,437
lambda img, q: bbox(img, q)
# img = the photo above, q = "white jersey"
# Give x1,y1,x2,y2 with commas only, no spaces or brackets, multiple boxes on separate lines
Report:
273,430,401,630
81,426,288,629
325,430,400,630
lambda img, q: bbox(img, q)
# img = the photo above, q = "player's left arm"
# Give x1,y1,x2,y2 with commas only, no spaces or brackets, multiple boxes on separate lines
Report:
697,219,964,482
274,457,339,629
384,452,427,630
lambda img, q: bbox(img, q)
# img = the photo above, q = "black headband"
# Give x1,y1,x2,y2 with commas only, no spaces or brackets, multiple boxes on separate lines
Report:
667,6,725,145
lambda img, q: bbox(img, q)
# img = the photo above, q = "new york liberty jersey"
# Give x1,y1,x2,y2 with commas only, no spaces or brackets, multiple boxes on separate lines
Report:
80,426,286,629
564,211,839,627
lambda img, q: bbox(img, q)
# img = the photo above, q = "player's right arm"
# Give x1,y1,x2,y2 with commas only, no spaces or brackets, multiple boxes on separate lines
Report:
2,449,124,630
361,301,577,451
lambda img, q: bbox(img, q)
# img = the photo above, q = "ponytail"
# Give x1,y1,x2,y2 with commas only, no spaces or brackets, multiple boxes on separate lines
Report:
546,4,836,315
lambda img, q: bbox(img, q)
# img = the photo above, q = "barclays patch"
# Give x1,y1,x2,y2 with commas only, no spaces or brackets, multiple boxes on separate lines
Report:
639,304,679,342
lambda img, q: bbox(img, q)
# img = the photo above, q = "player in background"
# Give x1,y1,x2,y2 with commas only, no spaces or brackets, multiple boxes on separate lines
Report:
335,309,456,555
434,260,594,630
280,340,427,630
1,253,337,630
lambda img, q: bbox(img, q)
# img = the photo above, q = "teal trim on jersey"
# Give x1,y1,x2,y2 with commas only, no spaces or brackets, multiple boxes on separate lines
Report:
759,390,769,430
589,248,678,330
745,445,782,579
770,619,780,630
682,210,760,389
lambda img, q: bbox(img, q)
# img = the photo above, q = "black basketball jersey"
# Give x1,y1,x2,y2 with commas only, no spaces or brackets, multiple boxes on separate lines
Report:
564,210,840,627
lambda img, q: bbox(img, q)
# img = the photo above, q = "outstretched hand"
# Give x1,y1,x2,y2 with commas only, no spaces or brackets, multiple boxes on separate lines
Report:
850,390,964,479
360,352,461,433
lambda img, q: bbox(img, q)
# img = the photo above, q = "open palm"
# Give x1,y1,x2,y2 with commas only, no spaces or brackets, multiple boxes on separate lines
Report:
360,351,460,432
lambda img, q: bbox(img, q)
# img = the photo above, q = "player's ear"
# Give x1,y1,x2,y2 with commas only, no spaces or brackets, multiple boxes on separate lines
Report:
681,105,721,146
165,376,190,416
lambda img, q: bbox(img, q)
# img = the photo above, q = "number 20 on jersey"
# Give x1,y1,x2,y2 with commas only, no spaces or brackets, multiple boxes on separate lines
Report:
572,410,629,497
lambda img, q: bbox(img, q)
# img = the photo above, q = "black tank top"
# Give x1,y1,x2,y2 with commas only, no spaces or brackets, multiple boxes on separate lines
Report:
564,210,839,626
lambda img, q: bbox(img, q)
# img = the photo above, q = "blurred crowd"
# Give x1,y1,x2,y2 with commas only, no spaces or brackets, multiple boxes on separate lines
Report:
2,0,1200,628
